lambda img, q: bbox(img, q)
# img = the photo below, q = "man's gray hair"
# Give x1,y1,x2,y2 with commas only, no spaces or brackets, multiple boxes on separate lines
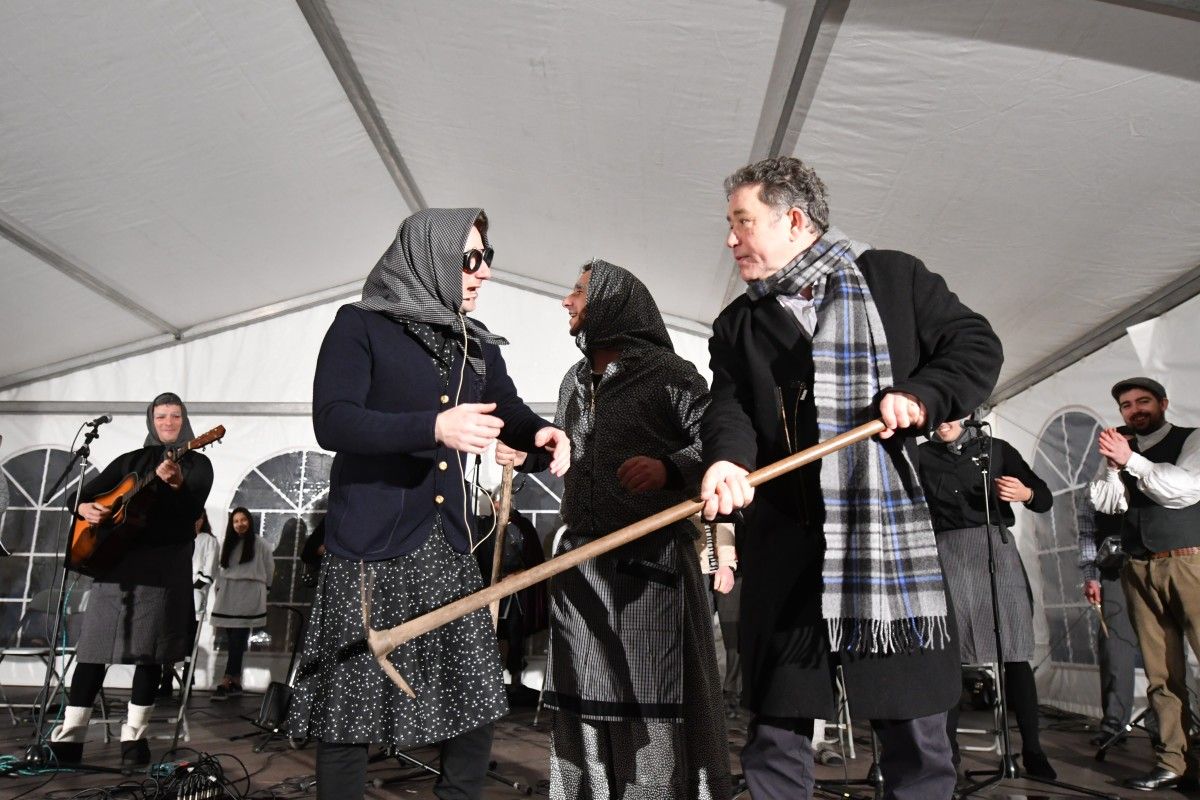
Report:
724,156,830,234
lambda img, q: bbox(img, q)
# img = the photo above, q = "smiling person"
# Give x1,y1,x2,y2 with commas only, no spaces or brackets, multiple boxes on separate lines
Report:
499,259,728,800
699,156,1002,800
1090,377,1200,792
209,507,274,701
49,393,213,768
288,208,570,800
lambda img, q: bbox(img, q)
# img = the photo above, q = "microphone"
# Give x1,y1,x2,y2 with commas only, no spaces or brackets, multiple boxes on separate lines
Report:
962,418,988,429
86,414,113,427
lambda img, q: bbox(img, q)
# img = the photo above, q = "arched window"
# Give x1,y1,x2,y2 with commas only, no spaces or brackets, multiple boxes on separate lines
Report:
0,448,98,645
1031,409,1106,667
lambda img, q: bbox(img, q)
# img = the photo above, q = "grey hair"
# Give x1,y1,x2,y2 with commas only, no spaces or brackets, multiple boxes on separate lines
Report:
724,156,830,234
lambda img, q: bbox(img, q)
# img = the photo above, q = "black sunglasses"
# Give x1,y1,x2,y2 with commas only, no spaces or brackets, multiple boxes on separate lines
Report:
462,247,494,273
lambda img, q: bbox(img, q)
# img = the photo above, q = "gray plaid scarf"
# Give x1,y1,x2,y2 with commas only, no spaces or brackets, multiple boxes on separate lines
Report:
749,227,949,655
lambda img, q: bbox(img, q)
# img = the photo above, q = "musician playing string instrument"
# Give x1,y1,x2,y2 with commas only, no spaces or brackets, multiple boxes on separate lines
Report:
49,392,213,768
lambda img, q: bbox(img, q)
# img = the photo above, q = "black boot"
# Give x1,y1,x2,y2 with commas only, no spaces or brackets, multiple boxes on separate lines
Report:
47,741,84,765
1021,749,1057,780
121,739,151,769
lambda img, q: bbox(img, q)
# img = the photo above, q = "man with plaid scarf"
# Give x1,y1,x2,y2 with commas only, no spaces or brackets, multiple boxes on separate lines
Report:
700,156,1003,800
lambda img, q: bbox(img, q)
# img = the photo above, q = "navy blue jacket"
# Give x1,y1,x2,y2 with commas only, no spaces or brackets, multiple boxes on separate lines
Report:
314,304,550,560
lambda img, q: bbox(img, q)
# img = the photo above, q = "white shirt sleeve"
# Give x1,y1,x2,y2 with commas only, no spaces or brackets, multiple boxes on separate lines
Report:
192,535,217,585
1089,468,1128,515
1123,429,1200,509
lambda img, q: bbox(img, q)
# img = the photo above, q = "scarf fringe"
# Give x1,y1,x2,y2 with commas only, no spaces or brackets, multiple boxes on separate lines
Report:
826,615,950,656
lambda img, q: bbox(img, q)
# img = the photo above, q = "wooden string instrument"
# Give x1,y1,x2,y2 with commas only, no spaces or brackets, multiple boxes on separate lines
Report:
68,425,226,577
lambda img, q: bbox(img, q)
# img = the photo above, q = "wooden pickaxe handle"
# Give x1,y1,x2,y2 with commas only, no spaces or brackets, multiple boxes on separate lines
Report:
489,464,515,628
364,419,887,693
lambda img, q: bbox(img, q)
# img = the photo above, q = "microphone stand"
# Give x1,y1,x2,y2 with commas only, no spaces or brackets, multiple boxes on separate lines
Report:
958,422,1117,799
23,420,123,775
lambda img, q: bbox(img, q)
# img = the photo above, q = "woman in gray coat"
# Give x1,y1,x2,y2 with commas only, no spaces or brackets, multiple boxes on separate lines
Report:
210,506,273,700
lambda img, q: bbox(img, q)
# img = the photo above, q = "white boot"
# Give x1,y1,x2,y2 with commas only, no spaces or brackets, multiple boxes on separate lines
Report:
49,705,92,743
48,705,92,764
120,702,154,742
120,702,155,767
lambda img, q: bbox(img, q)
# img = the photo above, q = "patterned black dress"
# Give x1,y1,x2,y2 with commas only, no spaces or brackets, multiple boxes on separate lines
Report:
289,324,507,747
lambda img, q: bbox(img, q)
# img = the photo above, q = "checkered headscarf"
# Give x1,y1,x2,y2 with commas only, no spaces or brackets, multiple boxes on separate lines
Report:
750,227,949,655
574,259,673,354
355,208,506,376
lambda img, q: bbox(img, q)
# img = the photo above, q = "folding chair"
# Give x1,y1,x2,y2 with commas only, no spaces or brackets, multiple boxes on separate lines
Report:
958,662,1004,754
0,587,97,731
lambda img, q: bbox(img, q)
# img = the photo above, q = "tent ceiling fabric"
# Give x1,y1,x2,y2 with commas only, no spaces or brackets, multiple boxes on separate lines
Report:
0,0,406,376
791,0,1200,389
326,0,785,325
1,0,1198,396
0,235,163,377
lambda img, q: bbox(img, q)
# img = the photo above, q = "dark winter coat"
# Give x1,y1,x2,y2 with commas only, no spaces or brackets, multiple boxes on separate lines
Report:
313,304,550,561
701,249,1003,720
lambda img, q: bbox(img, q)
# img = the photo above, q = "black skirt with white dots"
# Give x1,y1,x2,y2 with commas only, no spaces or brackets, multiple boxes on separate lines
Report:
288,525,507,747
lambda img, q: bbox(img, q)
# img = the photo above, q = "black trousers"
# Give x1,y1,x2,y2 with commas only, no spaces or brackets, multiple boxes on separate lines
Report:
221,627,251,680
316,722,494,800
70,662,158,707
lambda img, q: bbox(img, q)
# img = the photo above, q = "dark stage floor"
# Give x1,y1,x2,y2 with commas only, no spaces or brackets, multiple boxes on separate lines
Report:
1,687,1194,799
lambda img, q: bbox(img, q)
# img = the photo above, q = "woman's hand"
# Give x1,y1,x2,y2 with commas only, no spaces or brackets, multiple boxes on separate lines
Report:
713,565,735,594
994,475,1033,503
435,402,504,453
156,460,184,490
77,502,113,525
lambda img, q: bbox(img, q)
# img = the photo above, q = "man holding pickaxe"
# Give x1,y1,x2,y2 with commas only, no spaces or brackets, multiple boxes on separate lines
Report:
700,156,1003,800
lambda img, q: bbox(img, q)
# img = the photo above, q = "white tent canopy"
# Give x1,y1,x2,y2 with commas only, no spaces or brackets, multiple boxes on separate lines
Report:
2,0,1199,709
2,0,1199,393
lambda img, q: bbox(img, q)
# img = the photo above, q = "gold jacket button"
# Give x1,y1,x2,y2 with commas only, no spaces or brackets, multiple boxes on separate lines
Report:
440,394,450,404
438,461,448,471
435,494,444,504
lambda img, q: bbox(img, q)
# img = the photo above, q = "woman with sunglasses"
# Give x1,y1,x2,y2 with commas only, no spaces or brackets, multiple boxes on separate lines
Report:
289,208,570,800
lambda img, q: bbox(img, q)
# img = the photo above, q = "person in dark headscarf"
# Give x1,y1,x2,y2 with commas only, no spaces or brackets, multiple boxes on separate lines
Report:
498,260,729,799
288,208,569,800
49,393,213,768
917,417,1056,779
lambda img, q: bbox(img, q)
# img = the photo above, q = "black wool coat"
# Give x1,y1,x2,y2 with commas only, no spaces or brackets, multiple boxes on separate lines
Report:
701,249,1003,720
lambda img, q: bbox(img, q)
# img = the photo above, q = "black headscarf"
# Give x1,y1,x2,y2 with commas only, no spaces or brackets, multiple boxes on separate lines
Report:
354,208,507,375
143,392,195,448
574,259,673,355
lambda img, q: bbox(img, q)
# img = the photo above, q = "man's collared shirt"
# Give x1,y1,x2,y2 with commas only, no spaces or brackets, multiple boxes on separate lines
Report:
1089,422,1200,514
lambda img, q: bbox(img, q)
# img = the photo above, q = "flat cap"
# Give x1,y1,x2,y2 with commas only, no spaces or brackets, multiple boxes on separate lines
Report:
1111,376,1166,401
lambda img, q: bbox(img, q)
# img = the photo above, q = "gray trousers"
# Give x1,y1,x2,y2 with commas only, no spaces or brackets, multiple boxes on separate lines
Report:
741,712,956,800
1098,573,1140,733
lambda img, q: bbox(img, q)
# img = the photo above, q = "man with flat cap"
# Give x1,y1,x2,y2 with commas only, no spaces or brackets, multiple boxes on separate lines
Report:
1090,376,1200,791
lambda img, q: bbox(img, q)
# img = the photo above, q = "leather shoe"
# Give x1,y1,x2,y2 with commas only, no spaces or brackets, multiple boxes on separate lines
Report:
1124,767,1181,791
